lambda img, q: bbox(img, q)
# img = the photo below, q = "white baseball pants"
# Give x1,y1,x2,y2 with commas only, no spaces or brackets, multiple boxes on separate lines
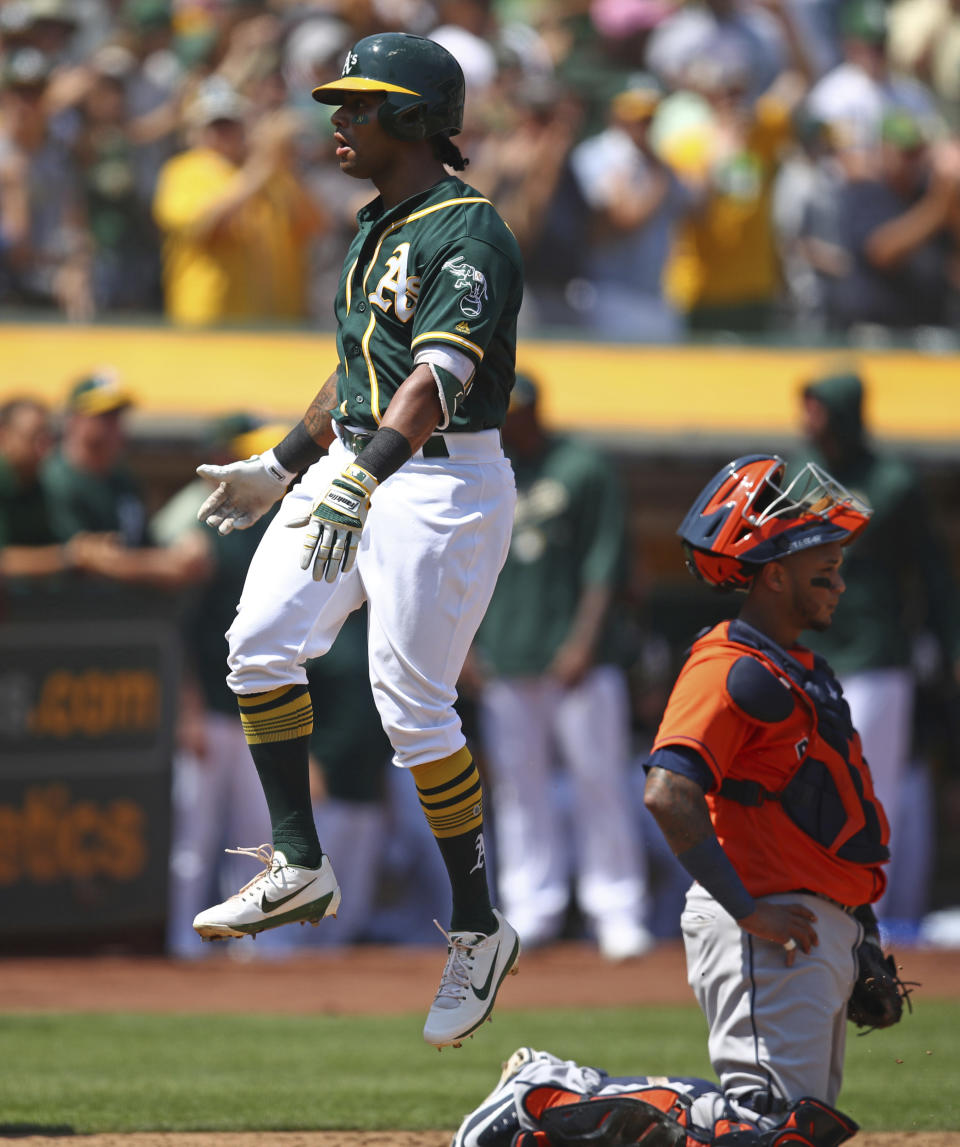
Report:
682,884,862,1113
226,432,515,768
479,665,649,946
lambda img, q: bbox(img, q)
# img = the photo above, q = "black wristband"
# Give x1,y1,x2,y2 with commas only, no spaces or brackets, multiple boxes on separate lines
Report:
354,426,413,483
273,420,325,475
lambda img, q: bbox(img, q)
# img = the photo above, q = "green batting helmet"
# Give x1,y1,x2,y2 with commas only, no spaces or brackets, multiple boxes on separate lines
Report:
311,33,464,142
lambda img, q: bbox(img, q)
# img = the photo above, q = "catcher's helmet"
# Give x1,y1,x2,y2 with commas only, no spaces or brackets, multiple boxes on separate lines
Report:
311,33,464,142
678,454,872,591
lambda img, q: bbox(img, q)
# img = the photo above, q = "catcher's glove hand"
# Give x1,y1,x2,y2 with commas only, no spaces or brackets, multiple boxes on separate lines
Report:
847,935,915,1033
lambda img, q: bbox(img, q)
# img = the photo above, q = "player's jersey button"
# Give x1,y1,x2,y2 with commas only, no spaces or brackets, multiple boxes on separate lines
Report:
347,343,361,357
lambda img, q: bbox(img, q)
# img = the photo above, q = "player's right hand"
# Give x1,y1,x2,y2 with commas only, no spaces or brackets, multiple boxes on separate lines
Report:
196,454,289,535
739,901,818,966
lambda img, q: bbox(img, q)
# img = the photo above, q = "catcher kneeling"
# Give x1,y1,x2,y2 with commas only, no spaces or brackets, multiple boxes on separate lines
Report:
454,457,912,1147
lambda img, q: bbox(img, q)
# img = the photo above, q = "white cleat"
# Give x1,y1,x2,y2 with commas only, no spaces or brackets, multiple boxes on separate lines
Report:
192,844,341,940
423,909,520,1048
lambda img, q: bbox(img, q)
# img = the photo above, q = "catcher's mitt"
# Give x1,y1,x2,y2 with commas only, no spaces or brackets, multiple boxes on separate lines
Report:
847,936,915,1033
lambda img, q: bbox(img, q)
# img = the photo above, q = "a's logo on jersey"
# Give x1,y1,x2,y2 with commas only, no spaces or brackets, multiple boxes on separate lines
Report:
369,243,419,321
455,321,471,334
795,737,809,760
342,51,358,76
442,254,488,318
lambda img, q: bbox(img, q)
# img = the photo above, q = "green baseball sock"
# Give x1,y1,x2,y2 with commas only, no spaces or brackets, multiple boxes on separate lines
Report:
238,685,323,869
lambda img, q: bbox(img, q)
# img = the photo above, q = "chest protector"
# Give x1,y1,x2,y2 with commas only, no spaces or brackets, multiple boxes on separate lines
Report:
716,620,889,865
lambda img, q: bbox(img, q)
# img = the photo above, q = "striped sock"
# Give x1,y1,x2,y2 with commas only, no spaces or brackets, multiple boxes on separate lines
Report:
237,684,322,868
413,747,496,935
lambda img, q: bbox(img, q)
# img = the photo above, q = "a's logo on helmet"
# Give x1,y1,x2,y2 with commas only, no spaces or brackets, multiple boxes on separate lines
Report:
342,50,358,76
442,254,488,318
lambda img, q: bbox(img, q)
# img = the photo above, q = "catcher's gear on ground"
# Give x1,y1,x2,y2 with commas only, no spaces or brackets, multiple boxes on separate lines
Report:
287,463,378,582
536,1096,686,1147
312,32,465,141
847,934,914,1032
678,455,872,591
711,1097,858,1147
197,453,289,534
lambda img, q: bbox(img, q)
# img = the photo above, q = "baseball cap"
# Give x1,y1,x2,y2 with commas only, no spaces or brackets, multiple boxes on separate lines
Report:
186,76,249,127
67,371,134,416
25,0,77,25
1,47,52,89
840,0,887,42
880,109,925,150
611,71,663,121
122,0,171,29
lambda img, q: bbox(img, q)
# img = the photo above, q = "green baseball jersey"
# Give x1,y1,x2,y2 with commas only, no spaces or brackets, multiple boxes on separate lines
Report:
475,435,628,677
333,176,523,433
40,451,147,546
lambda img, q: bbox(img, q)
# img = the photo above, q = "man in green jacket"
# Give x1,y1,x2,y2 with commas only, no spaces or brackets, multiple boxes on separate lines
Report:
796,365,960,927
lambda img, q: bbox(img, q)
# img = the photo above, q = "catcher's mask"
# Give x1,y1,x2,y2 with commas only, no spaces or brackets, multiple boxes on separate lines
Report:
312,33,464,142
678,454,872,591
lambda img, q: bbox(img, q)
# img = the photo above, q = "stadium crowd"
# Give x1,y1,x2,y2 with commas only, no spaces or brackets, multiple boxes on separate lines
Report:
3,0,960,959
1,0,960,340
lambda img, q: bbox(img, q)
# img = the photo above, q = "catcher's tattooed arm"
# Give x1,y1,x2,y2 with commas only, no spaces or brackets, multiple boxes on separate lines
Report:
645,766,818,962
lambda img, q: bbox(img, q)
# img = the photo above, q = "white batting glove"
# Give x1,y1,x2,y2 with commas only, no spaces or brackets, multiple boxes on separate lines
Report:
196,449,291,535
286,463,378,582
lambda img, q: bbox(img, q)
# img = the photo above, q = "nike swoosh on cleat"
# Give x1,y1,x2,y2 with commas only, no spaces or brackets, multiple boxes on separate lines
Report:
261,877,317,912
471,942,501,1001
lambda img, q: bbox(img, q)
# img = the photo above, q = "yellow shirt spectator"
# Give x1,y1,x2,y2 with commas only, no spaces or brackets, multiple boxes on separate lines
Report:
154,145,317,327
656,93,793,317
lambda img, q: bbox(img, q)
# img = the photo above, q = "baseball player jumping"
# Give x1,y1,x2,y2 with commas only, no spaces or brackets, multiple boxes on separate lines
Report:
452,455,901,1146
192,33,522,1048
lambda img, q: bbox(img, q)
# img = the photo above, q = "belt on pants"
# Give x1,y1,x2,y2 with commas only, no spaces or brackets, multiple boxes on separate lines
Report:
337,426,449,458
791,889,858,915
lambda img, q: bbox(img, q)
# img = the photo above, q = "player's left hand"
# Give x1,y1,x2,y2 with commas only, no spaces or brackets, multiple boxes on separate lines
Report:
287,464,379,582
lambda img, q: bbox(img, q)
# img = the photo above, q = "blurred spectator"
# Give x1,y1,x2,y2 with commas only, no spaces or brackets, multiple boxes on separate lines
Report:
794,364,960,927
806,0,940,151
74,44,164,311
0,395,118,582
0,47,93,319
110,0,185,209
810,111,960,331
429,0,499,100
39,370,209,586
467,73,589,332
888,0,960,125
772,109,846,329
654,7,813,334
468,373,652,961
155,413,296,959
644,0,795,103
569,71,692,340
152,75,329,326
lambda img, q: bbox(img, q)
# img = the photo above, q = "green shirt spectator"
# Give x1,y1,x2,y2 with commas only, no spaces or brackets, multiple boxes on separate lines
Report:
476,434,627,677
795,368,960,675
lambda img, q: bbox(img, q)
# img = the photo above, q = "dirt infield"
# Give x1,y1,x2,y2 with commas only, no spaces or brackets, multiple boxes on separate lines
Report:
3,942,958,1147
